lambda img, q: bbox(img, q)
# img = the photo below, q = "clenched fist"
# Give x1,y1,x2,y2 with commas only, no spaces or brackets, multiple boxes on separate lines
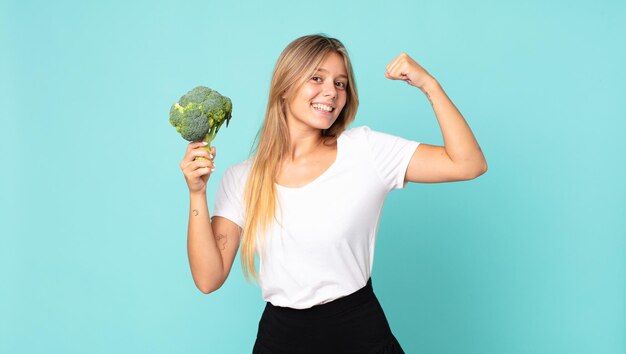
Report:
384,52,434,90
180,141,217,195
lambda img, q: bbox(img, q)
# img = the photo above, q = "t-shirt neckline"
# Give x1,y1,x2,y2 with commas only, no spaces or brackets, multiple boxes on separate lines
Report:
275,134,343,191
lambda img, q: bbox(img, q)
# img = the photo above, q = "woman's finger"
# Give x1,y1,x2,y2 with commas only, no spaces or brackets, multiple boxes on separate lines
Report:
391,58,409,78
191,148,212,159
186,141,208,154
186,159,214,172
190,161,215,177
181,158,214,176
388,59,399,75
182,145,211,166
192,167,212,178
182,141,209,161
385,54,400,73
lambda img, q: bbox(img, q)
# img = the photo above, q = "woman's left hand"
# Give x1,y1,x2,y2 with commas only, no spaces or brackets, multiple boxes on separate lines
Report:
384,52,433,89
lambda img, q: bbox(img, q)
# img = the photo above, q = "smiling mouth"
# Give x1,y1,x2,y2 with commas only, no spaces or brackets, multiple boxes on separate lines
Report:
311,103,335,113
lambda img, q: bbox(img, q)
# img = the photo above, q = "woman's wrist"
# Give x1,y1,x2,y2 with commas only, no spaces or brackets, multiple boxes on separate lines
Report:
417,75,439,93
189,190,207,200
417,76,441,104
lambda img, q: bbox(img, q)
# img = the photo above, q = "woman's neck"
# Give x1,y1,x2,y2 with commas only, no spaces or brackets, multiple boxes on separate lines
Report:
287,128,324,163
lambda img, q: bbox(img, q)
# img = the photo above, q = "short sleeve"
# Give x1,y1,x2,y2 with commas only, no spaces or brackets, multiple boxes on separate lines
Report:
212,163,248,228
362,126,420,190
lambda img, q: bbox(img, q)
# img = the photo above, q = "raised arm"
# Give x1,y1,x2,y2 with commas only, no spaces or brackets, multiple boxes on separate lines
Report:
385,53,487,183
180,142,241,294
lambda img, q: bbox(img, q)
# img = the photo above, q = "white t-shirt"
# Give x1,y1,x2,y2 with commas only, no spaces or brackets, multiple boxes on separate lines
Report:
212,126,420,309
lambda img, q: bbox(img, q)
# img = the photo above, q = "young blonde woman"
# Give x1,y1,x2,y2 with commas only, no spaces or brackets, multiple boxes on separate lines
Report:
180,34,487,353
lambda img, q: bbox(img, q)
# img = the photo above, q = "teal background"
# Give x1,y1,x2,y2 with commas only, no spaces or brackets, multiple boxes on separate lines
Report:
2,0,625,353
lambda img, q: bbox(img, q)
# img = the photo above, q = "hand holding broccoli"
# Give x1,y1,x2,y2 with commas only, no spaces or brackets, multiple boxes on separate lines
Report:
180,142,216,194
171,86,232,194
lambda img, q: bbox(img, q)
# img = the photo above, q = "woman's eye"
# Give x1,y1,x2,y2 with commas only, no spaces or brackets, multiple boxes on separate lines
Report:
311,76,322,82
336,82,346,89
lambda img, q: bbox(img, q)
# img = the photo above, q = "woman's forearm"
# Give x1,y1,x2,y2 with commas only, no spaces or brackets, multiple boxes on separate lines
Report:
187,192,224,294
421,77,487,174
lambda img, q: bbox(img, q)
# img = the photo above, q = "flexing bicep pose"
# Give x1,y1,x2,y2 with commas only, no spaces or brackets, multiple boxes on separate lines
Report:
383,52,487,183
178,34,486,353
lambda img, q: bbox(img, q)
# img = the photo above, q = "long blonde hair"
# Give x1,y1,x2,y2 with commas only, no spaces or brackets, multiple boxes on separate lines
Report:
240,34,359,283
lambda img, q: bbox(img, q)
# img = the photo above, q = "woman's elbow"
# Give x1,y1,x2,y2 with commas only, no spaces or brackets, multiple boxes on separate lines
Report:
198,283,220,294
470,160,488,179
195,277,224,294
460,160,487,180
197,285,210,294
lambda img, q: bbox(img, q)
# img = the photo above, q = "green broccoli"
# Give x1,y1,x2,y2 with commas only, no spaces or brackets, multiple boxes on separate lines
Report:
169,86,232,159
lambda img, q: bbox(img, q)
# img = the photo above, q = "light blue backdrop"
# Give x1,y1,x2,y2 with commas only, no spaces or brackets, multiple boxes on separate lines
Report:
2,0,624,353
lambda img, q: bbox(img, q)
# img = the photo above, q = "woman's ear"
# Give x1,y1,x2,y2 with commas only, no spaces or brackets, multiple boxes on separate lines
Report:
282,86,293,100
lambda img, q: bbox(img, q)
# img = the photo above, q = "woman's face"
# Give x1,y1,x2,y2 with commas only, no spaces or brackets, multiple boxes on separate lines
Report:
284,52,349,133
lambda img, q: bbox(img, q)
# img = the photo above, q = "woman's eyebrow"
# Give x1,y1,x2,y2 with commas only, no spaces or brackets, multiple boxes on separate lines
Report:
315,68,348,79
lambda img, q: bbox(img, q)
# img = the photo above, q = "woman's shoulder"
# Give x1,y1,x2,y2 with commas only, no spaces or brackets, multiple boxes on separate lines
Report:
341,125,373,136
339,125,418,151
222,158,253,182
340,125,375,140
230,158,253,170
340,125,393,145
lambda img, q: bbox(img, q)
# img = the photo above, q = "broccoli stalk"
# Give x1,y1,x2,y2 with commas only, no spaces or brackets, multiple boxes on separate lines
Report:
199,115,229,159
170,86,232,160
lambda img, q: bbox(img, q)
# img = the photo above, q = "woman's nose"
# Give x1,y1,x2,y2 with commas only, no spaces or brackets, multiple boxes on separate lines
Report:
324,82,337,99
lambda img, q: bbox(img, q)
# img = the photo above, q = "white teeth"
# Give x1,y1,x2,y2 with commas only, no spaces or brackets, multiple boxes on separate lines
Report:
312,103,333,112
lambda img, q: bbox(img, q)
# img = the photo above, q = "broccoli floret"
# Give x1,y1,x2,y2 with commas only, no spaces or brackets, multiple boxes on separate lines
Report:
169,86,232,158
